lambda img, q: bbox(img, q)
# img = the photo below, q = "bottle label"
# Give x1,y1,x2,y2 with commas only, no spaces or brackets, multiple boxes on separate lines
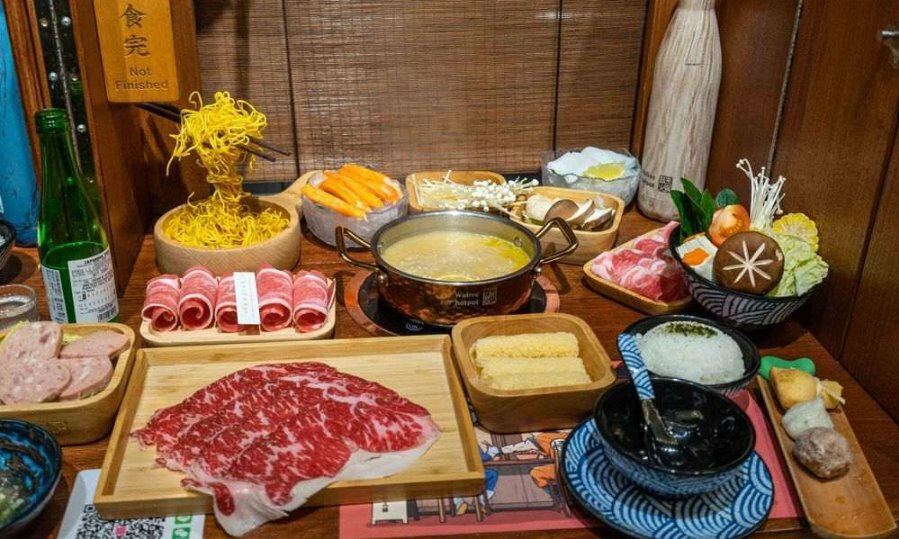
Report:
41,265,69,322
67,247,119,322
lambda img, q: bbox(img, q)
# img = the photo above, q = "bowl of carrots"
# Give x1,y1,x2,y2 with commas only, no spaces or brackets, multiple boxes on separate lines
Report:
301,164,408,248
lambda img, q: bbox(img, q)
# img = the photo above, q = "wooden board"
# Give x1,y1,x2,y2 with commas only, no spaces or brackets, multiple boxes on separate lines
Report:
139,302,336,346
581,230,692,315
757,377,896,539
94,335,483,520
0,323,137,445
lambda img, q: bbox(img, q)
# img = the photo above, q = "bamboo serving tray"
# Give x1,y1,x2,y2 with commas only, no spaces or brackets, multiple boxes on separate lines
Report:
581,229,692,315
510,185,624,265
94,336,484,520
0,323,137,445
757,377,896,539
138,302,336,346
405,170,506,213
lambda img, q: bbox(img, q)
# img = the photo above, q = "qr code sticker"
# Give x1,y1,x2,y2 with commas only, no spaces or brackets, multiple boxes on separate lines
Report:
658,175,674,193
76,504,165,539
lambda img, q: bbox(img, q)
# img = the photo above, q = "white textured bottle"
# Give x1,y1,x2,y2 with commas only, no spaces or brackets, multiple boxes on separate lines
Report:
638,0,722,221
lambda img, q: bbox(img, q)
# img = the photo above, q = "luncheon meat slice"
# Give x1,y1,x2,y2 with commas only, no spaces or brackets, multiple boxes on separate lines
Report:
178,266,217,330
214,275,243,333
291,271,334,332
60,330,129,359
0,357,71,404
0,322,62,364
256,265,293,332
58,356,114,400
141,274,181,332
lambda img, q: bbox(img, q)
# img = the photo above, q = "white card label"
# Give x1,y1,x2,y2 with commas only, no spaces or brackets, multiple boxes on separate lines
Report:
41,265,69,322
233,272,260,325
68,247,118,322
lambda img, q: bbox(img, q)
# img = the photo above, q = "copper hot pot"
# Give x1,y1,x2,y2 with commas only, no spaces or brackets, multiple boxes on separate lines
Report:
336,210,578,325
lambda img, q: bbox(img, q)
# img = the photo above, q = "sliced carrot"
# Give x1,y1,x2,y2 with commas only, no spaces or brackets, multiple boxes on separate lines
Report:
319,178,370,211
301,185,367,219
326,171,383,209
683,247,710,266
338,164,400,202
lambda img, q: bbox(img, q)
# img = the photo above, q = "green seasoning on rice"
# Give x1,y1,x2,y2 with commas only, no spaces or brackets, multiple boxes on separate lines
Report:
635,321,744,385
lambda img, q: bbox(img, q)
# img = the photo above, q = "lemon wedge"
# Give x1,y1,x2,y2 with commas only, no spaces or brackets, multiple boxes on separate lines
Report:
582,163,626,181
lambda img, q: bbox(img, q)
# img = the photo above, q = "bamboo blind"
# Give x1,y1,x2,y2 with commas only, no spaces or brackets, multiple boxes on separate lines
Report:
195,0,647,180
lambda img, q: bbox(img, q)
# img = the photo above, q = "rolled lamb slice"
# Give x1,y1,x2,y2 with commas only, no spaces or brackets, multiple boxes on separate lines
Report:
0,322,62,364
0,357,71,404
58,356,114,401
60,330,129,359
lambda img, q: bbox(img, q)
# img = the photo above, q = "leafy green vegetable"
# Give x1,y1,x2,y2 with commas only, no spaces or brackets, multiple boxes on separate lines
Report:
768,233,829,297
716,189,739,207
671,179,742,242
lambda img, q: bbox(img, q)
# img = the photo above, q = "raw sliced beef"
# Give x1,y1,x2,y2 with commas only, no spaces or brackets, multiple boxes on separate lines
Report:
60,330,129,359
58,356,114,400
0,322,62,364
178,267,218,330
0,357,71,404
141,274,181,332
133,362,440,536
256,265,292,332
214,275,243,333
291,270,334,332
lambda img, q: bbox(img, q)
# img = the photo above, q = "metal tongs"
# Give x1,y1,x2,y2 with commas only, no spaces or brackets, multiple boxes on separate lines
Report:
135,101,291,162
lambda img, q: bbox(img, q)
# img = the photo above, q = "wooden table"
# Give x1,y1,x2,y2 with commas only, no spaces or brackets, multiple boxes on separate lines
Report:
9,212,898,538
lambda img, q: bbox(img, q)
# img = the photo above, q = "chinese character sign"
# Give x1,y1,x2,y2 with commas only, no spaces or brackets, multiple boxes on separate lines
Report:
93,0,179,102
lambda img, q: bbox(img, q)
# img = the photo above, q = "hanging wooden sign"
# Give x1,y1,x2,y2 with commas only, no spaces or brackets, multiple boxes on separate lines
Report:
92,0,179,102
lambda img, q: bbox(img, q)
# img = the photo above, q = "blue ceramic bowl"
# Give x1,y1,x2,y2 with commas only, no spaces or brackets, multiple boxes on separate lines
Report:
0,220,16,272
593,379,755,498
668,224,819,331
0,420,62,538
621,314,760,398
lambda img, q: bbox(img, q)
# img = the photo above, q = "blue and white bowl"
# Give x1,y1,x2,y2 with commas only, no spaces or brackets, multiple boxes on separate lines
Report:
668,224,819,331
621,314,760,398
593,379,755,498
0,420,62,538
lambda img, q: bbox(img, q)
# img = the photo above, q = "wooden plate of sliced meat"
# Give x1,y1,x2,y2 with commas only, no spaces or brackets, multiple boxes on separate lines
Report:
0,322,137,445
94,335,483,536
582,222,692,315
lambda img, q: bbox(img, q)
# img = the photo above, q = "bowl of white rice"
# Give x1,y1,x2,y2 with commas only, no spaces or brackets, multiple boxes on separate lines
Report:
622,314,759,398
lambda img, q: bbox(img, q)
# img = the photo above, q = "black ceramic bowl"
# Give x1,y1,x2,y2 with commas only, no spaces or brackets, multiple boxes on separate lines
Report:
593,379,755,498
621,314,760,398
0,420,62,538
668,224,819,331
0,220,16,272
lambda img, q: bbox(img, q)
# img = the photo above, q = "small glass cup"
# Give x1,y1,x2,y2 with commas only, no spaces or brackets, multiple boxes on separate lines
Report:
0,285,39,331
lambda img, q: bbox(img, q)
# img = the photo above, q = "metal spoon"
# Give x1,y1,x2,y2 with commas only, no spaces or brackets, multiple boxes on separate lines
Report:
617,333,680,466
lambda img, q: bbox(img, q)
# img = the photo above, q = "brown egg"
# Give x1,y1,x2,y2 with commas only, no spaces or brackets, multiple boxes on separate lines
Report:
713,231,784,295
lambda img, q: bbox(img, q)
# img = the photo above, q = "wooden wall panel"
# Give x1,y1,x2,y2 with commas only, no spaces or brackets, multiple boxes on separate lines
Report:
284,0,559,176
194,0,297,182
771,0,899,357
555,0,647,151
704,0,799,202
842,129,899,420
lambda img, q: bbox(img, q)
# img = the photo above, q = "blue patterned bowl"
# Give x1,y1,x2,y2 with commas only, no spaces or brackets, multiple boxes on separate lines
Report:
0,420,62,538
593,379,755,498
621,314,760,398
668,225,818,331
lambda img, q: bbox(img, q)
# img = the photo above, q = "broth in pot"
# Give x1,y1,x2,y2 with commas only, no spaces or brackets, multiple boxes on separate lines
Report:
380,230,531,281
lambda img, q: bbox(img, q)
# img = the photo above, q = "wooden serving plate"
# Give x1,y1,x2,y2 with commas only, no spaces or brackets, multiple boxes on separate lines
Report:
405,170,506,213
451,313,616,433
0,323,137,445
510,185,624,265
139,301,336,346
153,172,313,275
581,229,692,315
94,336,483,519
757,376,896,539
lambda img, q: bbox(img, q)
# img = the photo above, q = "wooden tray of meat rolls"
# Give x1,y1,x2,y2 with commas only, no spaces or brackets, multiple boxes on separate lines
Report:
0,322,136,445
95,335,484,521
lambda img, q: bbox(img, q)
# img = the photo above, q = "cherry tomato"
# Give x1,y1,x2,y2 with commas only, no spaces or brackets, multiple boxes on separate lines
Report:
709,204,750,246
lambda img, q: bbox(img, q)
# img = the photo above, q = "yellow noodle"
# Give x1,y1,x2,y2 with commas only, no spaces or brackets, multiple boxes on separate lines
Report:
163,91,288,247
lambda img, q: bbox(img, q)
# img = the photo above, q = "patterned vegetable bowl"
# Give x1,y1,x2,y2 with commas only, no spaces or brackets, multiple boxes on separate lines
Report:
668,224,820,330
0,419,62,538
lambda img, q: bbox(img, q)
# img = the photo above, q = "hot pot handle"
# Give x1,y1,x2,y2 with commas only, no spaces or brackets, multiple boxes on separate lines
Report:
534,217,579,265
335,227,379,272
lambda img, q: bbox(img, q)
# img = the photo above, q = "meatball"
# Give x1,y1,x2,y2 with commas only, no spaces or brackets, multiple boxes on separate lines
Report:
792,427,852,479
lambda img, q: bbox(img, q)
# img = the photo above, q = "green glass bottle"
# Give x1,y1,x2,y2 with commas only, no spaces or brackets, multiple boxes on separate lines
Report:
36,108,119,323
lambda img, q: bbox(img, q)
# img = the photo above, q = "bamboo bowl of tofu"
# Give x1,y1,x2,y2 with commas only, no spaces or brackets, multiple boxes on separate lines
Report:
451,313,616,432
